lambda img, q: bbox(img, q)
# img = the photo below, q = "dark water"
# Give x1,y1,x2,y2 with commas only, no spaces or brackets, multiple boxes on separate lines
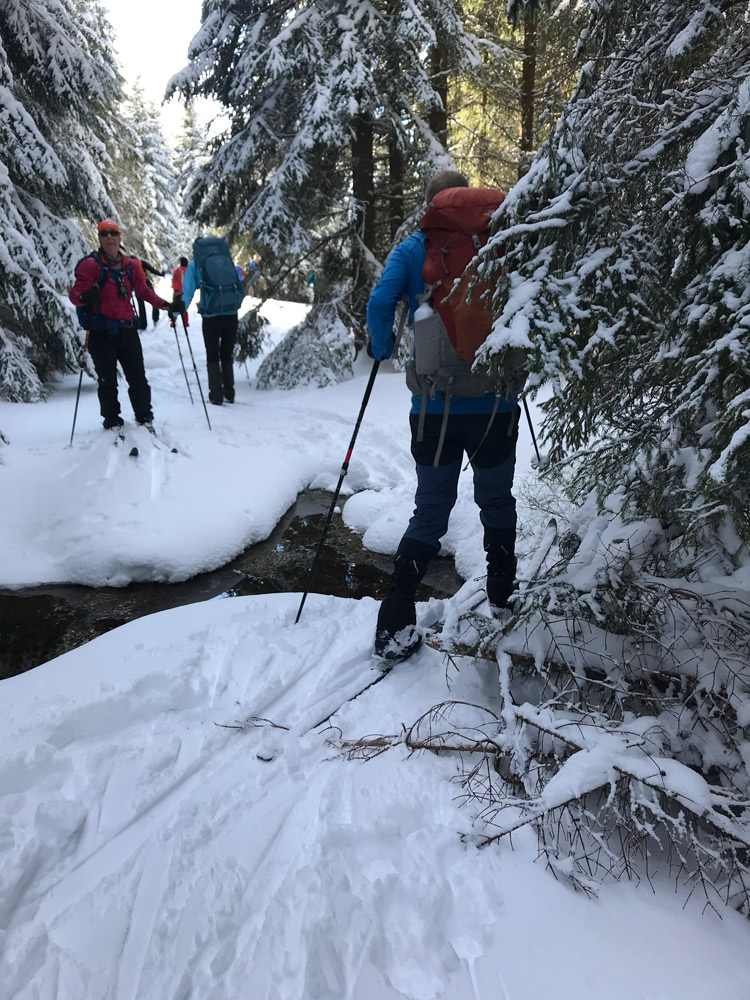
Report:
0,491,463,679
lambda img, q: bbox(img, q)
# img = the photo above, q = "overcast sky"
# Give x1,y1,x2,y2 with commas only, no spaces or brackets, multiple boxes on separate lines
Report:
102,0,207,141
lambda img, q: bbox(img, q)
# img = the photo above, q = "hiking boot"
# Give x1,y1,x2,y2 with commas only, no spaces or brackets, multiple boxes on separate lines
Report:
135,413,154,425
102,415,124,429
374,537,438,662
207,361,224,405
223,369,235,403
374,598,422,661
485,531,518,616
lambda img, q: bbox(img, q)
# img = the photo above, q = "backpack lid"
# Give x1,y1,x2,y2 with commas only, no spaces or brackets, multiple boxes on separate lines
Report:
193,236,231,268
420,187,504,237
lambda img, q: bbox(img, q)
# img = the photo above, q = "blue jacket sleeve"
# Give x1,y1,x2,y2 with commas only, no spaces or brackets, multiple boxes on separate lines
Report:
366,234,425,360
181,262,198,311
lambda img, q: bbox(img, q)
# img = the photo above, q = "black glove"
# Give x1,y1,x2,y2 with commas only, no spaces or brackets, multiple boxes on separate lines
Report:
366,338,375,359
80,285,100,306
172,296,185,313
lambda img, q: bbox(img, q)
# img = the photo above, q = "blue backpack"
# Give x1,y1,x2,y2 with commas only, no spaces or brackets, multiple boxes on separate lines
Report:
192,237,245,316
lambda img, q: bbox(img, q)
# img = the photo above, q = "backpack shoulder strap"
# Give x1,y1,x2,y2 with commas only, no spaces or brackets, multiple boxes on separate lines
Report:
118,255,139,292
76,252,108,289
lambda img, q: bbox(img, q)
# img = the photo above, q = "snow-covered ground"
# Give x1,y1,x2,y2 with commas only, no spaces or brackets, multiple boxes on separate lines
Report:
0,297,525,589
1,302,749,999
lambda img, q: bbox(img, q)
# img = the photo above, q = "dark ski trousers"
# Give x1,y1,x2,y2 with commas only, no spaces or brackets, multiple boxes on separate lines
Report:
403,408,520,551
202,314,237,401
87,327,152,421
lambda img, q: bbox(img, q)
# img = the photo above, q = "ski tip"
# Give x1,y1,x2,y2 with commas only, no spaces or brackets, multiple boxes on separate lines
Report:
370,656,395,674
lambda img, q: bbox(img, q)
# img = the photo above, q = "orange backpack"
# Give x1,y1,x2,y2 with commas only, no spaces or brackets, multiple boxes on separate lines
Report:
421,186,503,363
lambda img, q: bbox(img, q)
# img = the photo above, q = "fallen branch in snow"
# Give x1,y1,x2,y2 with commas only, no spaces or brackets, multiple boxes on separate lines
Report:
475,701,750,850
336,701,504,760
337,690,750,915
216,716,290,732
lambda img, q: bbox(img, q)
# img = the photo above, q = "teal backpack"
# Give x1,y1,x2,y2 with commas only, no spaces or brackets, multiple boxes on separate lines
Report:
192,237,245,316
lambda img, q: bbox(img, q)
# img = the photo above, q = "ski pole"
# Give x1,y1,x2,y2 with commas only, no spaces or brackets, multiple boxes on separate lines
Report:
179,312,212,431
244,359,251,385
295,305,408,624
171,315,194,404
69,331,89,447
295,357,380,624
522,396,548,470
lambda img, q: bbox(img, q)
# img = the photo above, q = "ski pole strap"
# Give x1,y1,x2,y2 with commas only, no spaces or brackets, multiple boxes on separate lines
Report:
463,392,502,470
391,303,409,356
417,390,428,443
79,330,89,365
433,383,453,467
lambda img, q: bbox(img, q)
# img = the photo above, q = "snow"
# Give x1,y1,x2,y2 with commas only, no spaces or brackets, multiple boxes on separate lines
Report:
1,301,749,997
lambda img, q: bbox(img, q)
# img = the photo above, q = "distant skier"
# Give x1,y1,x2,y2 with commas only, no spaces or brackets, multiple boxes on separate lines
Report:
245,254,263,295
70,220,170,429
171,256,189,320
181,237,245,405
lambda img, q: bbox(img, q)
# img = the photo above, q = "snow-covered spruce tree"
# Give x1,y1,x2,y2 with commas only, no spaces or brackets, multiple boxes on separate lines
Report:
115,82,186,269
455,0,750,910
451,0,587,189
173,103,206,205
168,0,484,382
0,0,123,401
485,0,750,547
169,104,203,259
256,297,354,389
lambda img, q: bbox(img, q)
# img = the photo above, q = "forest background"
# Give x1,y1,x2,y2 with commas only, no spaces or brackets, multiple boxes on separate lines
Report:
2,0,750,916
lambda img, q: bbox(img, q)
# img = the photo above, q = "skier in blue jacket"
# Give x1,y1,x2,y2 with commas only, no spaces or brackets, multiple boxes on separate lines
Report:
367,170,520,662
180,254,239,405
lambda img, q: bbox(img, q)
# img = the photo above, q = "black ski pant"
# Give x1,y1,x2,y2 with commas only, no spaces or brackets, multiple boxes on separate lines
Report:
403,408,520,551
88,327,152,421
202,314,237,401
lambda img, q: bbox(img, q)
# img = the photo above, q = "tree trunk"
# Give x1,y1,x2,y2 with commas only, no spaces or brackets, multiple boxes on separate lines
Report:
351,115,375,345
519,11,537,178
352,115,375,249
388,134,405,241
428,43,448,147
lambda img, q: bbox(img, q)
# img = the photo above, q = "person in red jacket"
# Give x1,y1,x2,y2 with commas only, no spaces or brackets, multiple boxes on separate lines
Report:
172,256,188,295
171,256,189,321
70,220,170,428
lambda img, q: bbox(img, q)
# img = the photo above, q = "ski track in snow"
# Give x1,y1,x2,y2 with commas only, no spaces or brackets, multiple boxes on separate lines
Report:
2,594,750,999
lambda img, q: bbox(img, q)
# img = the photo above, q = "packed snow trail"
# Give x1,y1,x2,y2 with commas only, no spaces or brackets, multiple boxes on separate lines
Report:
2,593,750,1000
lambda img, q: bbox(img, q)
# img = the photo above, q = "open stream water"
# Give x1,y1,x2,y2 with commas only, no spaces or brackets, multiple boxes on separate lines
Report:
0,490,463,679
